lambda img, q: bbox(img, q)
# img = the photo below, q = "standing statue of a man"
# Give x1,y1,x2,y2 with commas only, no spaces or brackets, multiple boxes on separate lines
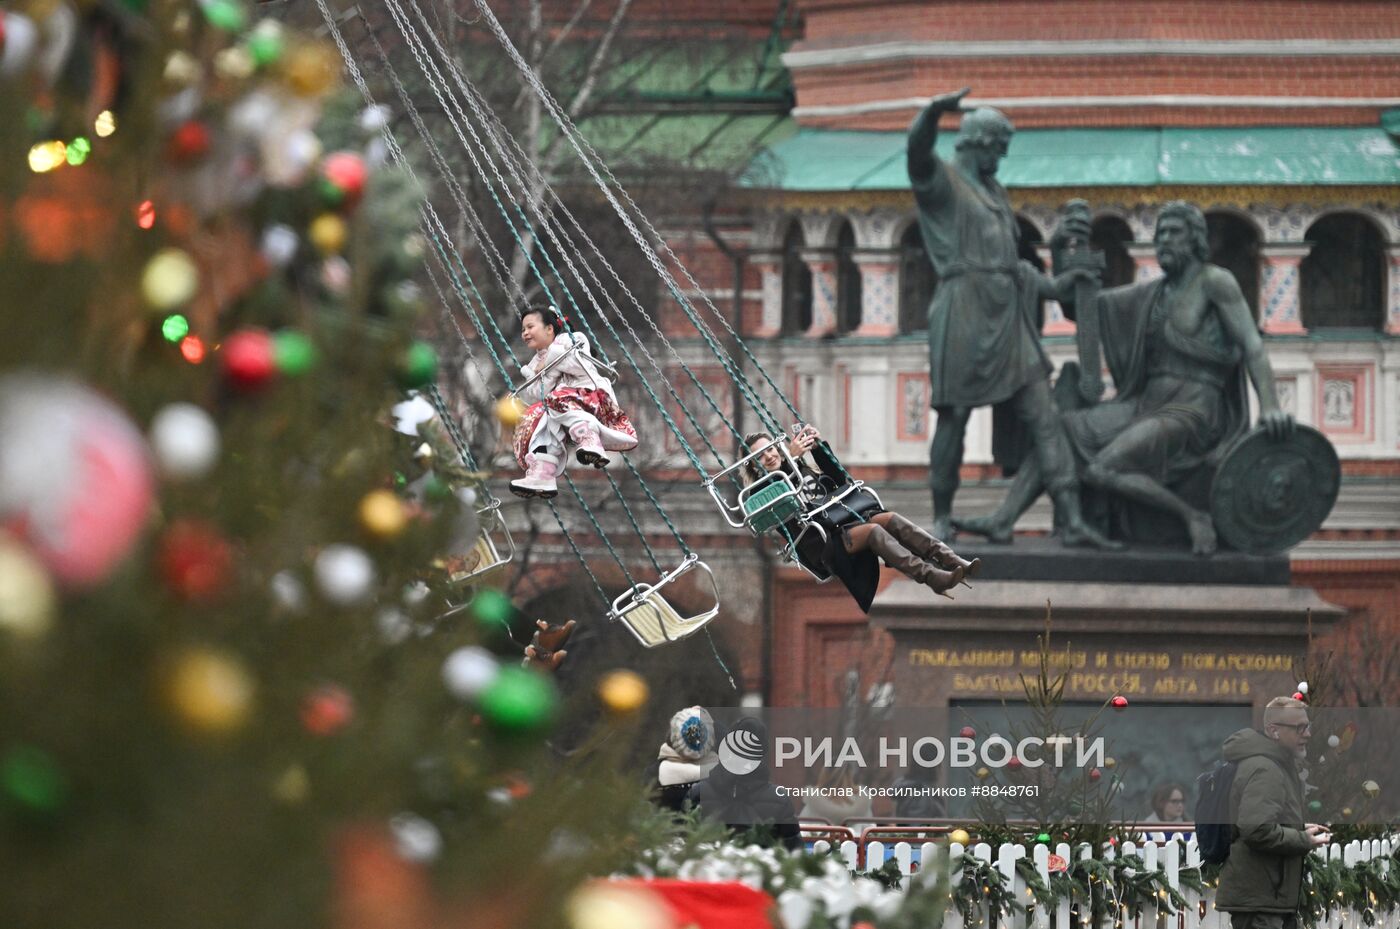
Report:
908,87,1113,547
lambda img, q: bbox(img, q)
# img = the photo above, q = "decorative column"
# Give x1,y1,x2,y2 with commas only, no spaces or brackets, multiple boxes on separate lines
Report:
1128,244,1160,283
800,248,838,338
1387,245,1400,335
851,249,899,337
749,251,783,338
1260,244,1308,335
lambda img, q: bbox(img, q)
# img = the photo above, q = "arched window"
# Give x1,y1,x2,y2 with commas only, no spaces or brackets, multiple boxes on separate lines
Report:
898,222,937,334
781,221,812,335
1206,211,1261,320
834,221,862,334
1091,215,1136,288
1301,213,1386,330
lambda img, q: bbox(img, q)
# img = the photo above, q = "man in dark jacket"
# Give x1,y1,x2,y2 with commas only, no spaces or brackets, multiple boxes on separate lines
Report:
688,717,800,850
1217,697,1331,929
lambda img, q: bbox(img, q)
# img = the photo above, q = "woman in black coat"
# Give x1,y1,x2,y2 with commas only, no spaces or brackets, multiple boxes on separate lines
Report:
743,425,976,612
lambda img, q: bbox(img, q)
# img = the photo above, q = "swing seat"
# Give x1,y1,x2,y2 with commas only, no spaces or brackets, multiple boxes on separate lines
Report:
740,472,803,533
448,496,515,585
705,436,808,534
610,554,720,648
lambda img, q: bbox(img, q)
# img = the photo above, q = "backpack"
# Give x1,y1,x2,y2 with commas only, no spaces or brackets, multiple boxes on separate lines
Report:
1195,760,1238,864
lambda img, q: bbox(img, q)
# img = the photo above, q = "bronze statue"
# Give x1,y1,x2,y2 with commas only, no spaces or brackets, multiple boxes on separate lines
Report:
907,88,1114,548
957,201,1319,555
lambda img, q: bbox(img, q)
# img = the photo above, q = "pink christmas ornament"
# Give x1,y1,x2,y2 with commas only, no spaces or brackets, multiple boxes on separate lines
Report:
0,376,154,588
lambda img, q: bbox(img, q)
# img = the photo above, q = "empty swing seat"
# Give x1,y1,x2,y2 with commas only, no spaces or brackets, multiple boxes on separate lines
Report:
611,555,721,648
448,496,515,586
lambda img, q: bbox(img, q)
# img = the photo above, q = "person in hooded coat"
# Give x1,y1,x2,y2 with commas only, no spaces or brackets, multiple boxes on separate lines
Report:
687,716,800,850
1216,696,1331,929
652,706,719,814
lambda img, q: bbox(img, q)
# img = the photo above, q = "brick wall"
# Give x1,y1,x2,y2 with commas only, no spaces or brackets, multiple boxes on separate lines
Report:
796,0,1400,43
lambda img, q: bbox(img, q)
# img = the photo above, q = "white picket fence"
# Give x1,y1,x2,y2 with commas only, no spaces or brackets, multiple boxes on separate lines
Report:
810,837,1400,929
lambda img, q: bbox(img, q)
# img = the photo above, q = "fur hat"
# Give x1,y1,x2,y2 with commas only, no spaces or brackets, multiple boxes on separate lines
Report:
667,706,716,762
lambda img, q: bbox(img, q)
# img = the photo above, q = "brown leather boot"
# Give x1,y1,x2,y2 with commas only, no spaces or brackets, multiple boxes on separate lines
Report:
866,525,965,598
885,514,982,579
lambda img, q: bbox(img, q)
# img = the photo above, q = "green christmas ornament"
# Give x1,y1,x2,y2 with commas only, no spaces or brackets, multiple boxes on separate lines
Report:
1,745,68,813
423,475,453,502
1036,833,1051,843
393,471,408,489
471,588,513,630
273,330,318,376
246,22,285,67
1308,800,1323,813
394,342,437,389
317,176,346,209
201,0,247,32
477,667,557,735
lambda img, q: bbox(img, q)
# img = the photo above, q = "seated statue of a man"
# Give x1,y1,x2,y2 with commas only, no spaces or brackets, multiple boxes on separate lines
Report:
956,201,1294,554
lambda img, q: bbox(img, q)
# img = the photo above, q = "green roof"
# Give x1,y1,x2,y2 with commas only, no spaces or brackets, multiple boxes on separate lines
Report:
743,126,1400,190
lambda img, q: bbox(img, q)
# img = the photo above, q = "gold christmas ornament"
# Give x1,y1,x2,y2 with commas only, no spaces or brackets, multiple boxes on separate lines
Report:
495,395,526,428
162,50,203,86
949,828,973,846
0,537,55,639
214,46,255,81
165,648,255,735
282,42,340,97
597,669,648,716
974,766,990,780
358,489,408,540
1363,780,1380,798
308,214,347,256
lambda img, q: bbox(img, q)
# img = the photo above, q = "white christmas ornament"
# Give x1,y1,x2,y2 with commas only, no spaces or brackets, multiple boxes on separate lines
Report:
319,256,351,295
149,403,220,479
442,646,498,700
1328,734,1341,748
357,104,390,133
260,224,298,268
389,813,442,863
269,570,307,613
391,394,435,437
374,606,412,644
1296,681,1309,695
313,544,375,606
0,13,40,77
400,580,430,607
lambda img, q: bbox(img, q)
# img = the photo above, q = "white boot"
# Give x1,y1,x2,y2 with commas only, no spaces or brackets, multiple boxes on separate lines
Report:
569,422,610,469
509,452,560,498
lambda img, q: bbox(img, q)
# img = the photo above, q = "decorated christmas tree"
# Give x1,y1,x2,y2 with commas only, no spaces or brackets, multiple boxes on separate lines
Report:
0,4,660,927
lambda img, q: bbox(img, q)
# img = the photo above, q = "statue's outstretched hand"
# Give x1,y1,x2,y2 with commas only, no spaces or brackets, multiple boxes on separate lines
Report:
925,86,972,114
1260,409,1295,441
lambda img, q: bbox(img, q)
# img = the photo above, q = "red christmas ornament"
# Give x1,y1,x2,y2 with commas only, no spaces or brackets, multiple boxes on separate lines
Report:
1110,695,1129,710
1292,691,1305,701
221,329,277,390
301,685,355,736
1089,767,1103,782
158,519,233,600
1007,756,1022,771
167,120,211,163
321,152,368,207
959,726,976,739
853,923,878,929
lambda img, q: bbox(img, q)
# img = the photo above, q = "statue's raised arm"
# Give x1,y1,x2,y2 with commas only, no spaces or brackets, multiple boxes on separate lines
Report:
906,87,970,195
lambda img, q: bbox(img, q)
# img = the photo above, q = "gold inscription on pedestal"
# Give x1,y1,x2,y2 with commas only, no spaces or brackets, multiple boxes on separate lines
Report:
911,648,1294,699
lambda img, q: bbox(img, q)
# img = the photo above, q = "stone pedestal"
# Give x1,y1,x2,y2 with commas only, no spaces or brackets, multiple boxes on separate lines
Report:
871,539,1343,711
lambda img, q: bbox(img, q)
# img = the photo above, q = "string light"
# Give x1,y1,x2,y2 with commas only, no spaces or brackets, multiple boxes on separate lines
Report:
65,137,91,166
179,335,206,364
94,110,117,137
161,314,190,343
28,141,66,173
